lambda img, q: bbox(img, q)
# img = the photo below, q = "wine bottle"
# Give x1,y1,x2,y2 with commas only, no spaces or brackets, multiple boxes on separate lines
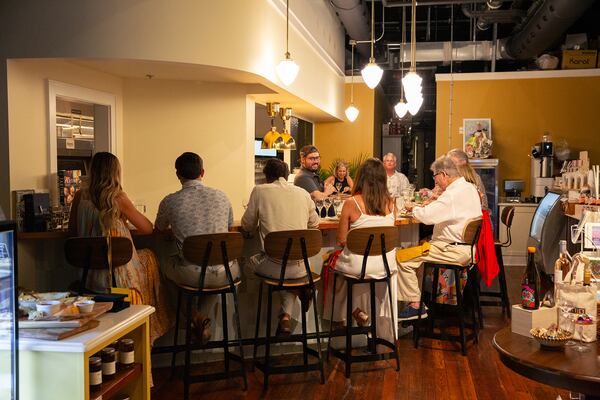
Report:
521,247,541,310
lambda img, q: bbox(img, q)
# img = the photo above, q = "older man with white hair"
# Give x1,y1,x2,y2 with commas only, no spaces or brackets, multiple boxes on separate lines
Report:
397,155,482,320
382,152,410,198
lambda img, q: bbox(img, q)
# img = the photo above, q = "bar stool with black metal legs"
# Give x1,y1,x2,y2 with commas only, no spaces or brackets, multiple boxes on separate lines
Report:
414,218,482,356
252,229,325,390
327,226,400,378
169,232,247,399
64,236,133,294
480,206,514,318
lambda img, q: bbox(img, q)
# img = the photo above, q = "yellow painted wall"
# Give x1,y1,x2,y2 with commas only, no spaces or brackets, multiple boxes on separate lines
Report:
6,59,124,213
315,83,375,171
122,79,254,220
436,73,600,195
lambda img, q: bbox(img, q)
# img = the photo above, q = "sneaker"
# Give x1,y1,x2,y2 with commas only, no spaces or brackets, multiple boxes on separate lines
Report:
398,304,428,321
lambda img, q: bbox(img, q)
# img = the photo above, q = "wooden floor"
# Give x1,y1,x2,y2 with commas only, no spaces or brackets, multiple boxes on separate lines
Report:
151,308,568,400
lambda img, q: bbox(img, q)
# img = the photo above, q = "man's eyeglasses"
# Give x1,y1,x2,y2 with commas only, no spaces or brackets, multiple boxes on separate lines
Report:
433,171,445,178
306,156,320,161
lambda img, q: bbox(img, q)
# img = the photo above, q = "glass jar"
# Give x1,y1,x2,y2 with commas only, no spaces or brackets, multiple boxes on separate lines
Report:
101,347,116,379
89,356,102,392
118,338,135,368
110,340,120,366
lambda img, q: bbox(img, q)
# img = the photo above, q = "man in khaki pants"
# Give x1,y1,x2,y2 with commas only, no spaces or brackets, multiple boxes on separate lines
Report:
397,156,482,320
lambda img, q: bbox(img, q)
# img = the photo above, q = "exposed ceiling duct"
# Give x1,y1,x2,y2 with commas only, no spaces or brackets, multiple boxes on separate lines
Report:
502,0,596,59
331,0,372,58
382,0,488,6
387,40,496,65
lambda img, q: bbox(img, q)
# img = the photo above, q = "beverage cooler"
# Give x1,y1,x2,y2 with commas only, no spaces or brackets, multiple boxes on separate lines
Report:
471,158,499,231
0,221,18,400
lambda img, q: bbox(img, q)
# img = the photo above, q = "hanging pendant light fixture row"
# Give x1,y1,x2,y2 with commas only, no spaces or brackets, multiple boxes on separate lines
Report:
276,0,299,86
261,102,296,150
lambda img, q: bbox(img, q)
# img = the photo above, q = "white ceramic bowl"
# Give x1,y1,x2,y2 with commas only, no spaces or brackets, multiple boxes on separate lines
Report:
36,300,61,315
75,300,95,314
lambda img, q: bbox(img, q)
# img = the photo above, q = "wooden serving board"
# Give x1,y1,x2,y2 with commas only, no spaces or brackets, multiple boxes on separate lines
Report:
19,302,113,329
19,319,100,341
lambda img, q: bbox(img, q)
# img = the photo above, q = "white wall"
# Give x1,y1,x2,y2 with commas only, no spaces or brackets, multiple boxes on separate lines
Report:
122,79,254,220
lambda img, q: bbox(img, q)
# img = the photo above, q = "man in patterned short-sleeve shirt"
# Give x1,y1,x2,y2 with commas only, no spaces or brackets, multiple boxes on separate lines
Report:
155,152,238,342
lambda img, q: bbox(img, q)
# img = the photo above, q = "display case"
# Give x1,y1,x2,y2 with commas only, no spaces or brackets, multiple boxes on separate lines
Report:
0,221,18,400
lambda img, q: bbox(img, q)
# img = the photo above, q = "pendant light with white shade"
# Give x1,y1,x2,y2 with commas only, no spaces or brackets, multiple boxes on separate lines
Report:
394,7,408,119
276,0,299,86
361,0,383,89
402,0,423,115
345,41,359,122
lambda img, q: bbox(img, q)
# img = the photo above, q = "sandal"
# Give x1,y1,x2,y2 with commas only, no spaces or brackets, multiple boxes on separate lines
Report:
191,313,212,345
352,307,369,327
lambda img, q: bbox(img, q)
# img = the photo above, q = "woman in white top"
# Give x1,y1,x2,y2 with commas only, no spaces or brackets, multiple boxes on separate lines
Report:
327,158,398,337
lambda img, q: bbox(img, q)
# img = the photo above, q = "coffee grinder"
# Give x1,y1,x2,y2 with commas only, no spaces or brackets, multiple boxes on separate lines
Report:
531,134,554,200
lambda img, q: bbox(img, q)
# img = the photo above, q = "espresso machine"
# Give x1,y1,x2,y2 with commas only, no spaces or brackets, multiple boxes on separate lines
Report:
531,134,554,200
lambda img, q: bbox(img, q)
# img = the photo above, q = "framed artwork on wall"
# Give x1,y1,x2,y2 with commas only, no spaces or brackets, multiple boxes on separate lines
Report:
463,118,492,158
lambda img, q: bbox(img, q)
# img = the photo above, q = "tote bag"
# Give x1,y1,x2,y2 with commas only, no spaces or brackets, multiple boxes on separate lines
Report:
557,282,597,342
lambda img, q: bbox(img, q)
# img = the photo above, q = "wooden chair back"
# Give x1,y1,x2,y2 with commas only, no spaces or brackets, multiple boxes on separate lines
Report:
64,236,133,294
182,232,244,290
346,226,399,280
500,206,515,228
264,229,322,260
462,218,483,246
263,229,322,287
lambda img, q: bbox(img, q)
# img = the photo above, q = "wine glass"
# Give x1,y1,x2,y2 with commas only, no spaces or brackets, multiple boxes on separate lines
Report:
335,182,343,193
315,199,324,218
333,198,343,218
573,315,591,352
323,197,333,217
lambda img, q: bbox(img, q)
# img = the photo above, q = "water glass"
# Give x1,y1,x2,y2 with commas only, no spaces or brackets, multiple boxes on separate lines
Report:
315,199,324,218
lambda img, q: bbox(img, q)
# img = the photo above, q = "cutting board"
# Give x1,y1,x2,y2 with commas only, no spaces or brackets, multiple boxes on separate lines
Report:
19,302,113,329
19,319,101,341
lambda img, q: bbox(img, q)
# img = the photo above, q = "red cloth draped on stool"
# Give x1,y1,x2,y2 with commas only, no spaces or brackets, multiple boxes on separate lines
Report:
321,249,342,304
476,209,500,287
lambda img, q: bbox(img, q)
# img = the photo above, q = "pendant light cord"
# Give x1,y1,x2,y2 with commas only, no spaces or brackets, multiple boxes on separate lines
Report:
370,0,375,59
400,6,405,100
285,0,290,57
350,42,355,102
411,0,416,71
448,5,455,151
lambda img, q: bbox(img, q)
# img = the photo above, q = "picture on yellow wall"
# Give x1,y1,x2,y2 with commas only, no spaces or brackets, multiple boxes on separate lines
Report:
463,118,492,158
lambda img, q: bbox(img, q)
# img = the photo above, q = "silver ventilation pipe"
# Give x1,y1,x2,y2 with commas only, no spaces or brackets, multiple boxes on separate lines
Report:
331,0,372,58
502,0,596,59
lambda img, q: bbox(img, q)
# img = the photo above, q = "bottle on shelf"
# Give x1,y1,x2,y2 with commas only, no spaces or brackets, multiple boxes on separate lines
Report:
583,256,591,286
521,247,541,310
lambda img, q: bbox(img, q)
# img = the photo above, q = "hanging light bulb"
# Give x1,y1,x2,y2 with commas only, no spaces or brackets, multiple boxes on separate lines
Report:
402,0,423,114
345,41,360,122
394,100,408,118
361,0,382,89
276,0,299,86
345,104,359,122
407,96,423,116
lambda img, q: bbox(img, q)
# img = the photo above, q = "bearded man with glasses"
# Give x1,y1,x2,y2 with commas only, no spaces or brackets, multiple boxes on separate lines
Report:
293,145,335,201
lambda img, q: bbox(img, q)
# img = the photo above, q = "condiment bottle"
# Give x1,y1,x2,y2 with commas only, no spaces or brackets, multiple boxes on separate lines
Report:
101,347,116,380
119,338,135,368
89,356,102,392
521,247,540,310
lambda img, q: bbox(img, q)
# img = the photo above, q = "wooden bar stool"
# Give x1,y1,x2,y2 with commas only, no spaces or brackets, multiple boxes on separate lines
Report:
64,236,133,294
252,229,325,390
480,206,514,318
327,226,400,378
415,218,482,356
169,232,247,399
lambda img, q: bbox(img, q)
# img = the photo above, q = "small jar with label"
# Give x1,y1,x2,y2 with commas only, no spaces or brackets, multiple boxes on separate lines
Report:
111,340,120,362
119,338,135,368
101,347,117,379
89,356,102,392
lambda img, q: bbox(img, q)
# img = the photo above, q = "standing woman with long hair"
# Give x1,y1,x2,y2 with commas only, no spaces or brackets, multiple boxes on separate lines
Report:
68,152,173,343
326,158,397,338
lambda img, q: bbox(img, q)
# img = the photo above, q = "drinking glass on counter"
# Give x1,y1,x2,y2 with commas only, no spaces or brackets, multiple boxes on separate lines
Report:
315,199,324,218
323,197,333,217
333,198,343,218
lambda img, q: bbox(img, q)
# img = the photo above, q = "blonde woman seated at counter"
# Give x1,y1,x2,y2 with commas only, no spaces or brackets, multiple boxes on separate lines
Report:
241,158,320,335
68,151,173,344
326,158,398,340
324,160,354,194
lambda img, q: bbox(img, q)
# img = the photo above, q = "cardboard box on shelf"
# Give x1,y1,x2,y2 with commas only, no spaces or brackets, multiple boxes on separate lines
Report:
511,305,557,338
561,50,597,69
